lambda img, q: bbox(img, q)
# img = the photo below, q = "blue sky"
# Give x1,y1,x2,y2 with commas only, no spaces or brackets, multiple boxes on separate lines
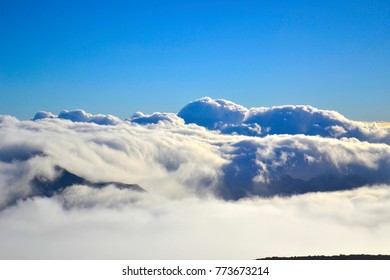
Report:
0,0,389,120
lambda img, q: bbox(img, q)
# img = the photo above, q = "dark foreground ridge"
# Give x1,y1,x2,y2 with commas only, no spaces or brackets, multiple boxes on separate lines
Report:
259,254,390,260
31,166,145,197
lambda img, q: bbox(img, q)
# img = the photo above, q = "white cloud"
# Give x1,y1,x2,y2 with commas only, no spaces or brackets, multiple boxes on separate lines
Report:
1,102,390,202
0,97,389,258
33,109,121,125
32,111,56,120
178,97,248,129
1,185,390,259
128,112,185,125
177,97,390,143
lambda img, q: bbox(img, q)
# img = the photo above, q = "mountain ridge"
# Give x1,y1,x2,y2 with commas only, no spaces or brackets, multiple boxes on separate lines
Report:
259,254,390,260
31,166,145,198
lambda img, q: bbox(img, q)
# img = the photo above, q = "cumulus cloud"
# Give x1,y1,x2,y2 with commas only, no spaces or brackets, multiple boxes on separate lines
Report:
33,109,121,125
178,97,390,143
32,111,56,120
178,97,247,129
0,97,389,258
219,135,390,199
128,112,185,125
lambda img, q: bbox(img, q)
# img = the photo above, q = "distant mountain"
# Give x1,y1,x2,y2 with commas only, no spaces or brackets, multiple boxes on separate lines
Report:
31,166,144,197
259,254,390,260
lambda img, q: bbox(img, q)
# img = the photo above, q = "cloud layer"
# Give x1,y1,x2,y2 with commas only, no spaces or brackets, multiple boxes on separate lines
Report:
1,186,390,259
33,110,121,125
1,97,390,258
178,97,390,143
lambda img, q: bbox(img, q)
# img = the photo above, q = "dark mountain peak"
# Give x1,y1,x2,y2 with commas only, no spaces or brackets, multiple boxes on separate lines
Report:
31,166,144,197
259,254,390,260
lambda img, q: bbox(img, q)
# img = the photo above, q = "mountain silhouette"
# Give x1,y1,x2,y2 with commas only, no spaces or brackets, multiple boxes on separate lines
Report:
31,166,144,197
259,254,390,260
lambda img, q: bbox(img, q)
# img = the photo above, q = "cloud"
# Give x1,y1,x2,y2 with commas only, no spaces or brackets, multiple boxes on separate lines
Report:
33,109,121,125
0,97,389,258
1,185,390,259
244,105,354,137
128,112,185,125
219,135,390,199
32,111,56,120
178,97,247,129
0,115,225,209
31,97,390,143
178,97,390,143
0,100,389,204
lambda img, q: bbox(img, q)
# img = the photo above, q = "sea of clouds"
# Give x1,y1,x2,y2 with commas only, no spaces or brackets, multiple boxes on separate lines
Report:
1,97,389,259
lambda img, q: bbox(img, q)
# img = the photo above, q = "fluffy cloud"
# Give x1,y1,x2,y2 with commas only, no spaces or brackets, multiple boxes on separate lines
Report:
2,112,390,202
178,97,247,129
1,186,390,259
33,109,121,125
0,97,389,258
128,112,185,125
32,111,56,120
178,98,390,143
219,135,390,199
0,116,225,209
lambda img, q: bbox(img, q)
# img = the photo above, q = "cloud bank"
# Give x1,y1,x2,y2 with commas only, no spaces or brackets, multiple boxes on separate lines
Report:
178,97,390,143
33,109,121,125
1,186,390,259
1,97,389,258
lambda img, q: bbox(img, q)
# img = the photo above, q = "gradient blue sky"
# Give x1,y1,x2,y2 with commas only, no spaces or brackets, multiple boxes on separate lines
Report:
1,0,389,120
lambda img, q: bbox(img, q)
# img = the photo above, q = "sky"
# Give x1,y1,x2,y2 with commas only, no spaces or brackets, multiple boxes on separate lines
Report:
0,0,389,121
